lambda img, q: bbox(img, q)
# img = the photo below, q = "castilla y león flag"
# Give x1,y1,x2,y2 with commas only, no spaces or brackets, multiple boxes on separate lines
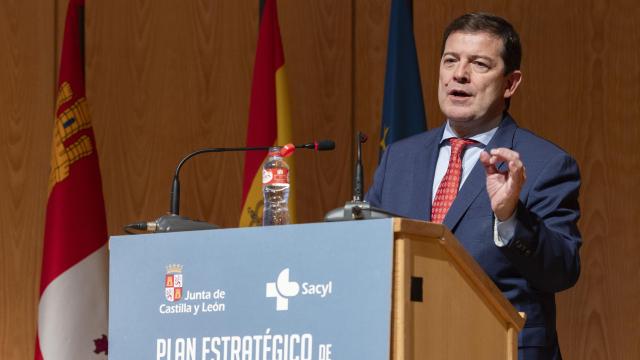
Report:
35,0,109,358
239,0,296,226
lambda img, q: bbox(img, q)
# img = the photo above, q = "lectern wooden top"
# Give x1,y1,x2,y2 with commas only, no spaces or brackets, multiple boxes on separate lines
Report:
392,218,525,331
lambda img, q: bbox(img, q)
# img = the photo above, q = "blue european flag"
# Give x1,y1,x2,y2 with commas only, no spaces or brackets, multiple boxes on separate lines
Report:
380,0,427,158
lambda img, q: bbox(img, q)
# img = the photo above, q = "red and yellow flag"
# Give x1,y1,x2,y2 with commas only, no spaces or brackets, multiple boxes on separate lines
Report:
35,0,109,358
240,0,296,226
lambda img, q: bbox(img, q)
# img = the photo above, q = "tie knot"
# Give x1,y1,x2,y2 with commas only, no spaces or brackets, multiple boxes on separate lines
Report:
449,138,476,157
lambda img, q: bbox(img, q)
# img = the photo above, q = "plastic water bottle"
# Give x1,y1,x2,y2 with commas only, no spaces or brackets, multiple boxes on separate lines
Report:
262,146,290,226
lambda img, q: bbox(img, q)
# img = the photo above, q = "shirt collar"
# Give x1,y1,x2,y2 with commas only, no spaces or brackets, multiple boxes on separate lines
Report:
439,120,499,146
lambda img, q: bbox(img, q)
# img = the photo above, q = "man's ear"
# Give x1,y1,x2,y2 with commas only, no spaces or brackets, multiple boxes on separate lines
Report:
504,70,523,99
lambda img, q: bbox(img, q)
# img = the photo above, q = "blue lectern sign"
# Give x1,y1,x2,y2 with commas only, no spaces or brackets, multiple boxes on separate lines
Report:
109,219,394,359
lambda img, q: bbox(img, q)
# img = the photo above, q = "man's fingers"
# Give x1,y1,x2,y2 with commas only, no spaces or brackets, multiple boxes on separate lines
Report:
489,147,520,163
508,159,522,172
509,159,526,182
487,148,525,177
480,150,499,174
482,148,527,185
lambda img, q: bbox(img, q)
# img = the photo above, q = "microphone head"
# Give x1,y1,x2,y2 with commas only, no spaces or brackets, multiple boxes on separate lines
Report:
295,139,336,151
315,139,335,151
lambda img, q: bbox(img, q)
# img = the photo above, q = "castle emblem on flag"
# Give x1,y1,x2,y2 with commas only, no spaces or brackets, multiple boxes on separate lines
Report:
164,264,183,302
49,81,94,193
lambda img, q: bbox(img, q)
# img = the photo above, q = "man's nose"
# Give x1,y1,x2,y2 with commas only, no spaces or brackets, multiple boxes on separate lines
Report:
453,63,470,83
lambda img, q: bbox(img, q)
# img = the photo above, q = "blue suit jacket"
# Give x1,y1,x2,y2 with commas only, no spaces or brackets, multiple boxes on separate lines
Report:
366,115,581,355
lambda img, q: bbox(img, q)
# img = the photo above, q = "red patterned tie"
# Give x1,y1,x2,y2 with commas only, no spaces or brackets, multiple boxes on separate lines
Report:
431,138,476,223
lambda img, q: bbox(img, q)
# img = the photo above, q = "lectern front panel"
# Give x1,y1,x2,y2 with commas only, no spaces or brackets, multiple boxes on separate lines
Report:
109,220,395,359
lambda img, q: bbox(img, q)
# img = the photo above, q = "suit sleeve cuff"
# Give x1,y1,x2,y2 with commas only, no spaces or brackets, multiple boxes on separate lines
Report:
493,211,517,247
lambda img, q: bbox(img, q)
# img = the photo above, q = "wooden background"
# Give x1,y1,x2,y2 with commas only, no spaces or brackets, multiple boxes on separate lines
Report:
1,0,638,358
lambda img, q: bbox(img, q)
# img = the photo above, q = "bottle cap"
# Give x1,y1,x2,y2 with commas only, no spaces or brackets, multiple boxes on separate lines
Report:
279,144,295,158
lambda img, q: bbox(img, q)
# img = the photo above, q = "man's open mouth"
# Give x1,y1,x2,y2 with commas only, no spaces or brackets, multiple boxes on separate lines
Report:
448,89,472,97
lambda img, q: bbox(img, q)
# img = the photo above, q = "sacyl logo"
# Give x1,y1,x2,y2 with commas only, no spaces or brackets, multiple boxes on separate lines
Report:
266,268,333,311
266,268,300,311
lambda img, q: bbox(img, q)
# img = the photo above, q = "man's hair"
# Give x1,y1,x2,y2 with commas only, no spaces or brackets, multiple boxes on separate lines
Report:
441,12,522,74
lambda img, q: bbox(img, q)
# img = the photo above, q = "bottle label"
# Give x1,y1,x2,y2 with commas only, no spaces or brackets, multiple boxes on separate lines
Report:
262,168,289,185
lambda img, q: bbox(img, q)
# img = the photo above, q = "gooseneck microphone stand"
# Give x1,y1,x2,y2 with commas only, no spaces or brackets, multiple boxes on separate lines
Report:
324,132,396,222
125,140,335,233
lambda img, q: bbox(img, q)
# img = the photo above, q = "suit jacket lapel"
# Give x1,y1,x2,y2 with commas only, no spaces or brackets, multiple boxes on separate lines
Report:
443,115,519,230
413,125,444,220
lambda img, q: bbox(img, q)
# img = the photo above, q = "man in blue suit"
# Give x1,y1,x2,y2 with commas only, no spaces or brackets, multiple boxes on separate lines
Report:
366,13,581,359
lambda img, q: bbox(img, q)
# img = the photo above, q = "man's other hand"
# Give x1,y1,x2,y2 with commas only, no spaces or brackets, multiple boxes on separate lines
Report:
479,148,526,221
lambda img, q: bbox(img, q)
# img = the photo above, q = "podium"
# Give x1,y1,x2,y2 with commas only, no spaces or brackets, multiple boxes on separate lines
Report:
109,218,523,359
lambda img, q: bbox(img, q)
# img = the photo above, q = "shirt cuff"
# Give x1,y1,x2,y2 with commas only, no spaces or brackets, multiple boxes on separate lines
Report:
493,211,517,247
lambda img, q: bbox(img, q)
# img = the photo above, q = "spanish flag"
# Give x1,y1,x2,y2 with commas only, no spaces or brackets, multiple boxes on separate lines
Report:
239,0,296,226
35,0,109,358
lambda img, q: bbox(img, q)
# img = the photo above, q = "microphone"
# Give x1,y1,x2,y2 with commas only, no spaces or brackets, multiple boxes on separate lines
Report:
125,140,335,233
296,139,336,151
324,132,397,222
353,132,366,201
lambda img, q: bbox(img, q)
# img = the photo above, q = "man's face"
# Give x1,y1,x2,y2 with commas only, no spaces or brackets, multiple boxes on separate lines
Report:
438,31,521,134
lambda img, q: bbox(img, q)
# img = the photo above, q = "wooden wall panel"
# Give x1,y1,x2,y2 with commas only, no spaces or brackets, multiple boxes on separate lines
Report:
278,0,354,223
86,0,353,230
354,0,390,188
86,0,257,231
1,0,638,359
547,2,640,358
0,0,54,359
